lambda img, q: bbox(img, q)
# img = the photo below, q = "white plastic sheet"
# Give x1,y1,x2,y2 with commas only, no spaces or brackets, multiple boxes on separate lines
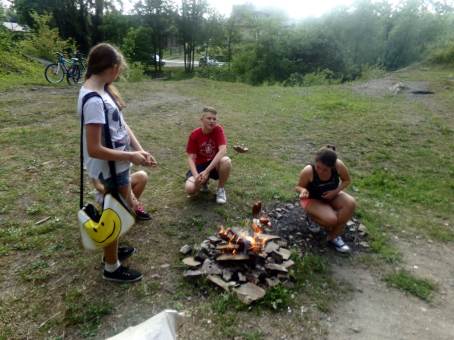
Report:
108,309,184,340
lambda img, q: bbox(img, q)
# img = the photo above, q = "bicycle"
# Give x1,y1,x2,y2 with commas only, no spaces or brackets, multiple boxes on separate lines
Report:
44,52,81,85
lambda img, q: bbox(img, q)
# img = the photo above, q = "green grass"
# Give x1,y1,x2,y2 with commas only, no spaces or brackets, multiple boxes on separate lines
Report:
385,270,436,301
1,64,453,338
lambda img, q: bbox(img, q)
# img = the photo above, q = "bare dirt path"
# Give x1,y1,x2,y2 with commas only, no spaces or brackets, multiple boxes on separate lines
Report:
324,237,454,340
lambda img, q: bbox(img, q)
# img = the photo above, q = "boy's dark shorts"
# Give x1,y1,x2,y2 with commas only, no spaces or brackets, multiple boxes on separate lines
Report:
185,161,219,181
99,169,130,191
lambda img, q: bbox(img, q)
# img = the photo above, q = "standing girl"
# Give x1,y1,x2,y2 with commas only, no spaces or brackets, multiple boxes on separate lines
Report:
296,146,356,253
78,43,157,282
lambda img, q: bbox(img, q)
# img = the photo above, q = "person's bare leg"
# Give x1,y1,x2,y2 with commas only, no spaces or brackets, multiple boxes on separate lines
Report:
216,156,231,189
329,192,356,238
185,176,202,195
104,238,118,264
304,200,338,240
131,170,148,200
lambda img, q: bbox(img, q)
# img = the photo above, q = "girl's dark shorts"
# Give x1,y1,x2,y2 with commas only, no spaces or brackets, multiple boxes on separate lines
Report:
99,169,130,191
185,161,219,180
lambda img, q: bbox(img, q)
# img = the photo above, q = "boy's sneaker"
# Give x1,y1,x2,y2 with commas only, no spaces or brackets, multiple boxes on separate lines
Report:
135,205,152,221
329,236,351,253
103,265,143,283
305,215,320,233
102,246,136,264
200,182,209,193
216,188,227,204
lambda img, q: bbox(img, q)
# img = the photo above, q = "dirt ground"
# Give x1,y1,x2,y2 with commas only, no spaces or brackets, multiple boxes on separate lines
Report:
323,236,454,340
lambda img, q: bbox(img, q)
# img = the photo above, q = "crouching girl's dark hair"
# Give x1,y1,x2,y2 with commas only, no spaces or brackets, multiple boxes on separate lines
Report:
315,144,337,168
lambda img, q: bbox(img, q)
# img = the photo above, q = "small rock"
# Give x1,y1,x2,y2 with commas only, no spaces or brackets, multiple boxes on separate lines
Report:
179,244,192,255
350,326,361,333
265,277,280,287
358,223,368,236
346,220,355,227
208,236,221,244
222,269,233,282
276,213,283,220
359,241,370,248
160,264,170,269
285,203,294,210
201,259,223,275
238,272,247,282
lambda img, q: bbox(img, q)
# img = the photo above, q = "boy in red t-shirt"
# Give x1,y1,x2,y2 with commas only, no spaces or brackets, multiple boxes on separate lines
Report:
185,107,232,204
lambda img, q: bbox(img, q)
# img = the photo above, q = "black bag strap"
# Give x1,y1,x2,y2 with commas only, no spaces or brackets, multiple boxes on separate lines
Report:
80,91,118,209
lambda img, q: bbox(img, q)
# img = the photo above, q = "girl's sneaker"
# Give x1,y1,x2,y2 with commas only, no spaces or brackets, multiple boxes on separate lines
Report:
134,201,152,221
103,265,143,283
329,236,351,253
305,215,320,233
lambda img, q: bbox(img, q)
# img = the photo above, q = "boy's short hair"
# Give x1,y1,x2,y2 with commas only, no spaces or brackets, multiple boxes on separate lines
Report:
202,106,217,115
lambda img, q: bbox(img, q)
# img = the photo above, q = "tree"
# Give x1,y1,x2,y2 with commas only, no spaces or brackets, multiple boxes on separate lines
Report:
121,26,154,64
178,0,208,72
135,0,176,72
12,0,123,52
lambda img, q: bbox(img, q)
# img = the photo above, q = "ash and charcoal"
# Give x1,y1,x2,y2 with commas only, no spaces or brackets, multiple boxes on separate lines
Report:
266,201,370,254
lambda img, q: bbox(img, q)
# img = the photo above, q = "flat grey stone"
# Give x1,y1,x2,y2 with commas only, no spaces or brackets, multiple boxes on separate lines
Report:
182,257,201,267
207,275,231,292
265,241,280,254
183,270,203,278
282,259,295,269
265,263,288,273
277,248,291,260
233,283,266,304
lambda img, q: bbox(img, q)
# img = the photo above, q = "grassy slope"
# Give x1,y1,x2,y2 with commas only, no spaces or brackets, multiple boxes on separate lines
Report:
0,65,453,339
0,49,46,90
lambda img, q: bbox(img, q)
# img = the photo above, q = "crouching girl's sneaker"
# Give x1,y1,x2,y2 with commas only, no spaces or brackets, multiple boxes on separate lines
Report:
329,236,351,253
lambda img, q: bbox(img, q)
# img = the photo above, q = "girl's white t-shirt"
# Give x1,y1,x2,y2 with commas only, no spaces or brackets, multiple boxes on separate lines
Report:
77,86,130,180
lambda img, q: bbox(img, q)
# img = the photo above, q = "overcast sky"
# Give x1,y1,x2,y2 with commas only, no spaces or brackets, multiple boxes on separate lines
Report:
204,0,356,19
1,0,399,20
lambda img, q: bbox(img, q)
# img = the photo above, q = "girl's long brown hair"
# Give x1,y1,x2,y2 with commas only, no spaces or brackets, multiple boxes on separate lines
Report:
85,43,126,109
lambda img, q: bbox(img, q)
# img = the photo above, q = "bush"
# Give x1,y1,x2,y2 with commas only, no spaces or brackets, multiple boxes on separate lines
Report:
125,62,146,82
427,41,454,65
18,12,75,61
282,72,304,87
359,64,386,80
283,69,340,87
195,65,236,82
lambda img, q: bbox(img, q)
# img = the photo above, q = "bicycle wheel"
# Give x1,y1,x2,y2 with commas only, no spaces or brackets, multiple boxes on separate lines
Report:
44,63,64,84
67,64,81,85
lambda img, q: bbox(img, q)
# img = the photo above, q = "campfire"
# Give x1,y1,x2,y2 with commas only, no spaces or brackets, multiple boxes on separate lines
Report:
181,202,294,304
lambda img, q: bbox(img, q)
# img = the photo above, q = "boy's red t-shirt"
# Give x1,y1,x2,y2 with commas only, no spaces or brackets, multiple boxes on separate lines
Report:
186,125,227,165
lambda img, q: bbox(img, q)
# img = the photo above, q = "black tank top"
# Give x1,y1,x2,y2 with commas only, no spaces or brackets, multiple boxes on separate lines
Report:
307,164,340,200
